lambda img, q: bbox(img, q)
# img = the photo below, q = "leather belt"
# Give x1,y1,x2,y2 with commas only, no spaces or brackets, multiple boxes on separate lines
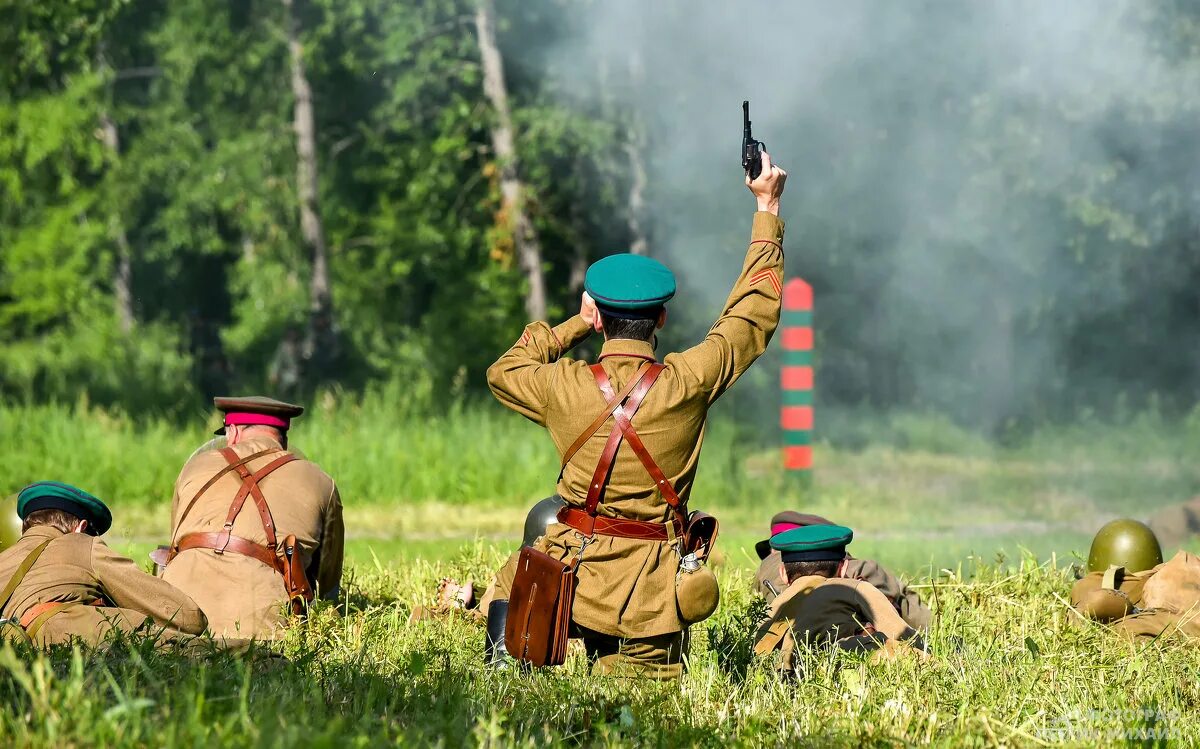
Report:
175,531,284,575
557,506,681,542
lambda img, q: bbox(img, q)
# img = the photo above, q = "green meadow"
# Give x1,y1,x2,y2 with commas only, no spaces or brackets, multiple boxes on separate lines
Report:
2,398,1200,745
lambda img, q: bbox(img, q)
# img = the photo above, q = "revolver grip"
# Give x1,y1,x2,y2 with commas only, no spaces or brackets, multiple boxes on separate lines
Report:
746,143,763,180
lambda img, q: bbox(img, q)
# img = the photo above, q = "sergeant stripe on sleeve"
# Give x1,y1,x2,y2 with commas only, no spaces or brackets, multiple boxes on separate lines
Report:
750,269,782,295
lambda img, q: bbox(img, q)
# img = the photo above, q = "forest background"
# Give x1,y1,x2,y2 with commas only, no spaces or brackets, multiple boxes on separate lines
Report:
3,0,1198,440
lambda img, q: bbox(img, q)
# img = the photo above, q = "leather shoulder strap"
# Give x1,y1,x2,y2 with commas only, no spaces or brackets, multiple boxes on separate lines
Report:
559,362,653,478
583,363,665,516
613,408,683,510
171,447,278,545
0,539,53,615
212,451,297,553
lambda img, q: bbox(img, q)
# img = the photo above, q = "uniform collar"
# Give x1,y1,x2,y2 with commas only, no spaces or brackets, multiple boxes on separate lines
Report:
598,338,657,363
238,435,285,452
23,526,66,541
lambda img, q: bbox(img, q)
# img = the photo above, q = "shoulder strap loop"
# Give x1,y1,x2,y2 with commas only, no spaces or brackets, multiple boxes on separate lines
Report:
171,447,279,545
583,363,665,517
212,450,298,554
558,362,655,478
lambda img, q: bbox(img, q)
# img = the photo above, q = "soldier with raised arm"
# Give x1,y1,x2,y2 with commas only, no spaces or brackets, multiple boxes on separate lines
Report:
483,151,788,678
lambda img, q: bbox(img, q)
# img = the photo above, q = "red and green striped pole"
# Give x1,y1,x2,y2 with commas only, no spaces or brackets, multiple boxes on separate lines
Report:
781,278,813,472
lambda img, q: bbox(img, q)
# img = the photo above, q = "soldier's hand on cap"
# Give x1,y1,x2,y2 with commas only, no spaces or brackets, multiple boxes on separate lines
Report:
580,291,600,329
746,151,787,216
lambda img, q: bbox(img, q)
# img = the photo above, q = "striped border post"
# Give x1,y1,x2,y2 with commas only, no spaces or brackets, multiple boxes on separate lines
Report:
781,278,813,473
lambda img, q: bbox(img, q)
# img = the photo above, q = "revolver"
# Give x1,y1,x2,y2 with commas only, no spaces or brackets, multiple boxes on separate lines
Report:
741,100,766,180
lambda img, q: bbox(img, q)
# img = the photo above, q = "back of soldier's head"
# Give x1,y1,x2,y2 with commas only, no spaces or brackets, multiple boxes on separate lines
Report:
22,508,86,535
16,481,111,537
585,254,675,342
784,559,841,583
772,524,854,584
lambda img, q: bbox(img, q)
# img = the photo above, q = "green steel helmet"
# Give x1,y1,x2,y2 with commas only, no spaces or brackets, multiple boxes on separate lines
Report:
0,494,21,551
523,497,566,547
1087,519,1163,573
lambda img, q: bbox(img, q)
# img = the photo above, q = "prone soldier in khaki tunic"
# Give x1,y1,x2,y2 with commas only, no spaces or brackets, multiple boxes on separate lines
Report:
753,511,932,630
0,482,206,647
484,152,789,677
753,525,929,676
161,397,344,639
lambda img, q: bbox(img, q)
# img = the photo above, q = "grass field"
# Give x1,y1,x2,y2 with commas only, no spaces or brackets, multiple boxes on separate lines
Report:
2,398,1200,745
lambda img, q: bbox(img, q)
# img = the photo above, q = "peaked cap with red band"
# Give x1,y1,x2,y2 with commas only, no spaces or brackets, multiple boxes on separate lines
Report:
755,509,835,559
213,395,304,435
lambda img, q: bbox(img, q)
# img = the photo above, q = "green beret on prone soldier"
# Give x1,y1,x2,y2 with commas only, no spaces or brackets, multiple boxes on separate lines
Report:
0,482,207,648
482,144,788,679
753,524,930,676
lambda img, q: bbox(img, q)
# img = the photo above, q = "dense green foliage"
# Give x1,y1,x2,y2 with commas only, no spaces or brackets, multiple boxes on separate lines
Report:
1,1,1197,432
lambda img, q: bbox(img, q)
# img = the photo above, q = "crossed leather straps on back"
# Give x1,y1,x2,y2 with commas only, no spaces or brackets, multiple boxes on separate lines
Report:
556,362,687,541
170,448,313,611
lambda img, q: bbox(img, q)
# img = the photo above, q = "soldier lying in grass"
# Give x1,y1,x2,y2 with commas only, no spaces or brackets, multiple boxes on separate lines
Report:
753,524,929,675
0,482,207,648
753,510,932,630
1072,518,1200,639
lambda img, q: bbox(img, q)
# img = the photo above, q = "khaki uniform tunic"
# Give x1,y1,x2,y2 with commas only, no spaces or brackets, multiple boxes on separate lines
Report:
487,212,785,638
754,575,916,671
755,550,933,630
0,526,206,646
164,436,344,638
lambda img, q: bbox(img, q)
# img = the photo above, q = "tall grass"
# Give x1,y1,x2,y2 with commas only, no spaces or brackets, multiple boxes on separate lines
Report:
1,553,1198,746
3,397,1199,571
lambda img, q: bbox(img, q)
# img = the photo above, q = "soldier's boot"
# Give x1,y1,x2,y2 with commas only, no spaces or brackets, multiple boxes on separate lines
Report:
484,600,515,669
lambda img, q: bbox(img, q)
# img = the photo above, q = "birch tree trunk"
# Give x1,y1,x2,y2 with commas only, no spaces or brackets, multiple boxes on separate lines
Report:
475,0,547,320
283,0,335,356
99,111,134,333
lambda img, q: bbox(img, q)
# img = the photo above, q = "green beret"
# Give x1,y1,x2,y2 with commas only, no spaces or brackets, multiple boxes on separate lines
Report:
585,254,676,316
17,481,112,536
771,524,853,563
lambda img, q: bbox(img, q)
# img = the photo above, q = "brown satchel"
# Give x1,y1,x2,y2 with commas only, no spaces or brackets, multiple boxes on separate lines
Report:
505,362,663,667
505,546,576,667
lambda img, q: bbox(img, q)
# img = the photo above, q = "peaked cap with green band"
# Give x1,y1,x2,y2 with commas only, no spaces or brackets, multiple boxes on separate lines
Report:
771,524,853,563
585,254,676,317
17,481,112,536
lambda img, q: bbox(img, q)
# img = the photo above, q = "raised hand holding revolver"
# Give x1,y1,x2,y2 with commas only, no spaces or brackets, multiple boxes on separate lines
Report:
747,150,787,216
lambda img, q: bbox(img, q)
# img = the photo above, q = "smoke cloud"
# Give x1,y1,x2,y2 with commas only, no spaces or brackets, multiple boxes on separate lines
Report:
535,0,1200,431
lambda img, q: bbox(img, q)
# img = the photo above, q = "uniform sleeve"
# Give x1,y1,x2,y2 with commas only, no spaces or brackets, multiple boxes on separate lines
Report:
849,559,931,629
668,212,785,404
486,315,593,425
91,539,208,634
315,482,345,600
